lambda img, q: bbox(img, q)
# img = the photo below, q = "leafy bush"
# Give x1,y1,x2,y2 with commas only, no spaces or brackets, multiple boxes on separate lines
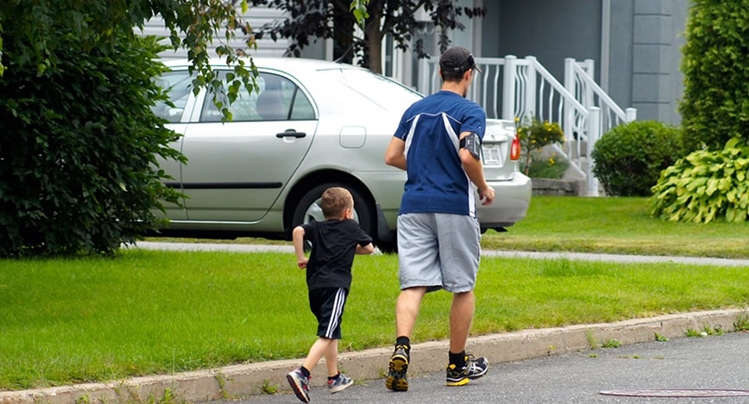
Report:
0,33,183,257
679,0,749,154
591,120,681,197
516,116,565,175
651,137,749,223
526,152,570,179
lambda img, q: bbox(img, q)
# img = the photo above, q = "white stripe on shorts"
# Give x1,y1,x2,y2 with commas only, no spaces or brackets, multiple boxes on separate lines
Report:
324,288,346,339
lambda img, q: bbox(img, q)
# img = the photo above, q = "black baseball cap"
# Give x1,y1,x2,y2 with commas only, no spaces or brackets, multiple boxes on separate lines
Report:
439,46,482,73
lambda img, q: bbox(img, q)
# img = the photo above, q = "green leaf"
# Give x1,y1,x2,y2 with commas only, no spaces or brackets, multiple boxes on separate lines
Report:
725,137,740,150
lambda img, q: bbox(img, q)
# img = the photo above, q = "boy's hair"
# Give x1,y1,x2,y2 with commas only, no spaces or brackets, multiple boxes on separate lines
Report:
321,187,354,219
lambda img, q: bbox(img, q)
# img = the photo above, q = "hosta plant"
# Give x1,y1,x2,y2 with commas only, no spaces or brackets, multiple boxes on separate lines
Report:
651,137,749,223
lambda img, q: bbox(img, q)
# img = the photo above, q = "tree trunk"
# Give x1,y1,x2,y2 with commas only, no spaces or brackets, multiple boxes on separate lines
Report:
365,11,385,74
333,0,356,63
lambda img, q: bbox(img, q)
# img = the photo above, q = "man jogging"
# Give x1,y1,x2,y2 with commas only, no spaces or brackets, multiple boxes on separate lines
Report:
384,45,494,391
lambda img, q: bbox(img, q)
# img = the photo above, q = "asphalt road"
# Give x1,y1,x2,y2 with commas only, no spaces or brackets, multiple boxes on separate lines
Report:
220,331,749,404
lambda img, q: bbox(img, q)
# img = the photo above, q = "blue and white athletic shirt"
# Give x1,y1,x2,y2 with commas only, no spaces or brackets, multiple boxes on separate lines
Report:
394,90,487,217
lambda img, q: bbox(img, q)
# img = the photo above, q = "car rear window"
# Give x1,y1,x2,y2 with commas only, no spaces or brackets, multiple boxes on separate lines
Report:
327,69,423,113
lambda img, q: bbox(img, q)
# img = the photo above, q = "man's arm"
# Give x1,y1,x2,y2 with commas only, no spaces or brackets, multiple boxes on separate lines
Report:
385,137,407,170
459,132,495,205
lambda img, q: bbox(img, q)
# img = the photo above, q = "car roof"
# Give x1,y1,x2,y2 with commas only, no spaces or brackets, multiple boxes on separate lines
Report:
161,57,365,77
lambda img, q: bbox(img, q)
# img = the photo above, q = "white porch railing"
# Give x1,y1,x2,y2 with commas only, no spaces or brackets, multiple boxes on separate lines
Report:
416,55,636,196
565,58,637,137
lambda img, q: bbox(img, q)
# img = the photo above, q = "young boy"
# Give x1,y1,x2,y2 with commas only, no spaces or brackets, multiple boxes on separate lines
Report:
286,186,375,403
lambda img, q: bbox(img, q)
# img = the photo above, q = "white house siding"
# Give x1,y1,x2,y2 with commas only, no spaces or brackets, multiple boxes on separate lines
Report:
138,5,291,60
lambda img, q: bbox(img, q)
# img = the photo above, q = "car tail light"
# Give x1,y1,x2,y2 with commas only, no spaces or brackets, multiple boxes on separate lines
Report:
510,135,521,161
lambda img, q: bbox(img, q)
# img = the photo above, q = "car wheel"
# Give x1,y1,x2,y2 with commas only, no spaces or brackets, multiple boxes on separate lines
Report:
376,233,398,254
292,183,376,245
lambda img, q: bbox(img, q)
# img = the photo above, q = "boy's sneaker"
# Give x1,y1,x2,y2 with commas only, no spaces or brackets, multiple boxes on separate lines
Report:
385,344,410,392
286,368,311,403
445,354,489,387
327,372,354,394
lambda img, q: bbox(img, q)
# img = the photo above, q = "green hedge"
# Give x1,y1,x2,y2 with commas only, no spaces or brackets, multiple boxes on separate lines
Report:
0,33,183,257
591,121,681,197
679,0,749,153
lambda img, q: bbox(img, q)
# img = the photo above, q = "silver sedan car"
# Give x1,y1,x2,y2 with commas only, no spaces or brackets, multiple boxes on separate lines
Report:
152,58,531,252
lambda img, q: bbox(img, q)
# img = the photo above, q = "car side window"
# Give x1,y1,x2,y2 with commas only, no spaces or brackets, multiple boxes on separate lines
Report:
199,73,315,122
152,71,193,123
290,87,315,120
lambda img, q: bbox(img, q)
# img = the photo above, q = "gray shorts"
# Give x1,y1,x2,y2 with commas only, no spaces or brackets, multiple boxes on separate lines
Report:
396,213,481,293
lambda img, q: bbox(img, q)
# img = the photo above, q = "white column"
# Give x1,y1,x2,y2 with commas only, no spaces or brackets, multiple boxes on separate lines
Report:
525,56,537,120
587,107,601,197
502,55,517,120
563,58,576,146
600,0,611,92
626,107,637,122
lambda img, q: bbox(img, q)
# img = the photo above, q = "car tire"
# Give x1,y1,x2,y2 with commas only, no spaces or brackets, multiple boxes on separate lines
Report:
376,233,398,254
292,183,376,246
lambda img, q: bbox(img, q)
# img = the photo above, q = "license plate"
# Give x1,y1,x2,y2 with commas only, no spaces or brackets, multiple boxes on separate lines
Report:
482,144,502,166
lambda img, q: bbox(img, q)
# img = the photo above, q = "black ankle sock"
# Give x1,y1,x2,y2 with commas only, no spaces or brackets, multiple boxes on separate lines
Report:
300,366,311,377
449,350,466,367
396,336,411,351
328,371,340,381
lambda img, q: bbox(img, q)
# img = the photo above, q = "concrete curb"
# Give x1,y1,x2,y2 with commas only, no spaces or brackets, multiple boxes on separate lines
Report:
2,308,746,404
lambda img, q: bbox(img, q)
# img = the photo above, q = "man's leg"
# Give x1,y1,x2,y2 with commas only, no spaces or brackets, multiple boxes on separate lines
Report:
446,290,488,386
437,214,489,386
386,286,427,392
449,290,474,353
388,213,439,392
396,287,427,338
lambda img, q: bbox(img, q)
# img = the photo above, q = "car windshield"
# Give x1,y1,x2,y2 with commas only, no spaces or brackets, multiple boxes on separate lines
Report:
328,68,423,113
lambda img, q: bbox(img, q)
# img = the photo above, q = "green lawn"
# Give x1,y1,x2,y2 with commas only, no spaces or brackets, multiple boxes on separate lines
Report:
2,248,749,390
482,196,749,258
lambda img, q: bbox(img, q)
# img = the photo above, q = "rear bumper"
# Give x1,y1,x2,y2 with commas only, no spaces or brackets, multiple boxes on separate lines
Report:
477,173,532,230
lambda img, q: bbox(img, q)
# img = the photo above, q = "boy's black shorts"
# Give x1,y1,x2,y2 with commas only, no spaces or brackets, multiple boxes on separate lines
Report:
308,287,349,339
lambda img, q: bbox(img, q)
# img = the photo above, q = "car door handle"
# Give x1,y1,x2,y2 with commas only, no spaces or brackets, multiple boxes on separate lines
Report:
276,130,306,139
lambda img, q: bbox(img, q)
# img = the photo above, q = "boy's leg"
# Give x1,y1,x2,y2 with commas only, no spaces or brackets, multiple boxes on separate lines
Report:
323,339,353,394
323,338,339,377
289,338,333,403
288,287,345,403
302,337,334,372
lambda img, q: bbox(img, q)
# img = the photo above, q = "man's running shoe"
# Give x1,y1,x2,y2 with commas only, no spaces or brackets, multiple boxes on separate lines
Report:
385,345,410,391
286,368,311,403
327,372,354,394
445,354,489,386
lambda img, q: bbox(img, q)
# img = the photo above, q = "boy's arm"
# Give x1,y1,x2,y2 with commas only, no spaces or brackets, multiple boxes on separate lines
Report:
292,226,308,268
356,242,375,255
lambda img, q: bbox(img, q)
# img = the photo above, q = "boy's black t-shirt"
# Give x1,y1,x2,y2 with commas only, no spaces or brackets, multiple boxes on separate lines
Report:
302,219,372,290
